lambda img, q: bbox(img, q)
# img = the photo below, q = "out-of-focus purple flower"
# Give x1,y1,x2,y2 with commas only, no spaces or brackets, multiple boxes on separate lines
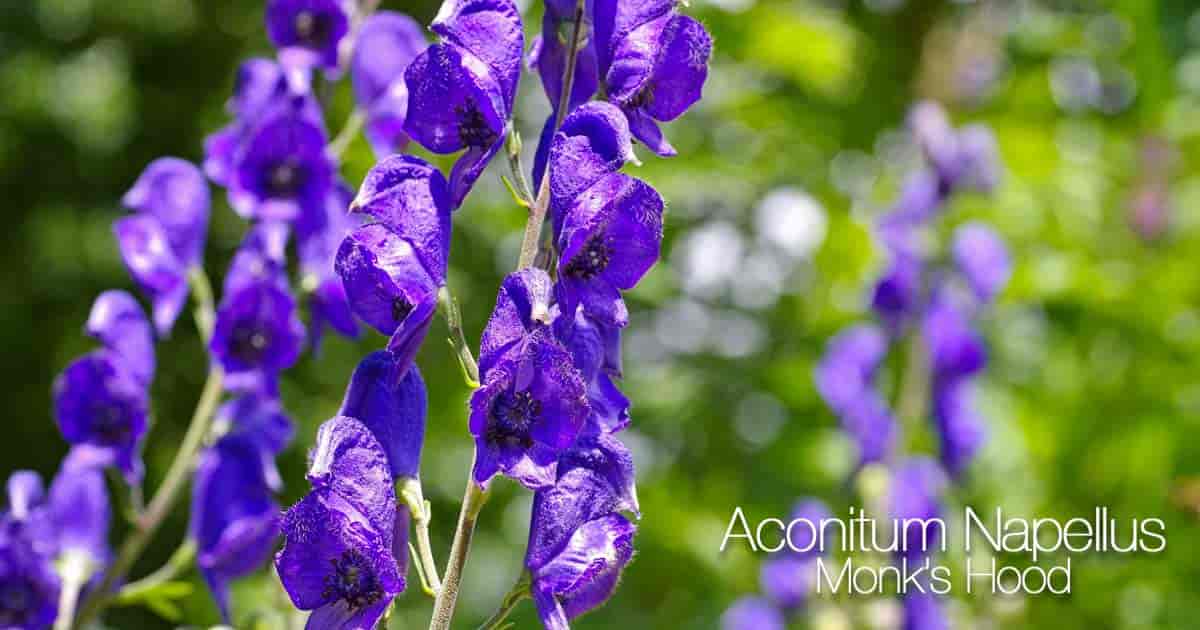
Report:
53,353,148,483
815,324,888,415
85,290,155,386
122,158,211,269
903,590,949,630
191,435,282,622
759,557,812,612
277,416,404,629
47,449,112,571
338,351,428,480
594,0,712,156
871,251,922,333
908,101,1000,194
403,0,523,207
470,328,588,489
951,223,1010,304
348,155,453,283
351,12,427,156
0,544,59,629
720,597,785,630
212,393,295,490
556,173,663,326
266,0,351,71
114,214,189,337
932,377,985,478
525,435,638,629
298,184,362,351
540,101,637,234
335,224,438,370
527,0,599,116
923,291,985,380
211,225,306,392
230,104,333,222
891,459,946,564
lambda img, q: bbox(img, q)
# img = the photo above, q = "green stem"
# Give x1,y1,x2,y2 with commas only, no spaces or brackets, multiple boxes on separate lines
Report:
437,286,480,388
477,573,531,630
399,477,442,596
505,132,535,206
427,471,490,630
515,0,586,270
895,326,929,446
72,271,223,629
113,539,198,604
328,108,366,159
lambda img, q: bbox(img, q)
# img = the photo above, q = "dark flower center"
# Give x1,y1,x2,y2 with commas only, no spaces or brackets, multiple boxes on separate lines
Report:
455,101,498,148
322,549,383,609
563,234,612,279
486,390,541,449
391,296,413,323
230,321,272,365
89,400,130,444
265,160,304,197
294,10,332,47
0,580,34,624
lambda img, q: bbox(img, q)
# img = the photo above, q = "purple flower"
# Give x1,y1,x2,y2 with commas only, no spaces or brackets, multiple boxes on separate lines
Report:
479,268,555,374
113,213,189,337
594,0,712,156
721,597,784,630
908,101,1000,193
266,0,351,71
298,184,362,351
85,290,155,386
524,437,638,629
53,353,148,483
556,173,664,326
47,448,113,570
923,291,985,380
891,459,946,564
211,226,306,392
229,104,333,222
348,155,453,283
403,0,523,207
351,11,428,156
542,101,637,234
335,224,438,370
932,377,985,478
951,223,1010,304
122,158,211,269
469,328,588,489
815,325,896,465
0,543,59,630
759,557,812,612
555,304,630,435
903,590,949,630
212,394,295,490
871,251,922,333
277,417,404,629
191,435,282,622
528,0,599,115
338,351,428,480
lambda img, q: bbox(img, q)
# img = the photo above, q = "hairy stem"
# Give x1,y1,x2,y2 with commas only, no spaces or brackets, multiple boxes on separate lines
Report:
427,475,490,630
477,573,531,630
437,286,481,388
515,0,586,270
399,477,442,596
73,271,223,629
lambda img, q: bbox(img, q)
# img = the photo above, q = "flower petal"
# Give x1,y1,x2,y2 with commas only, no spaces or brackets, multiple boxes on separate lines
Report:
122,157,211,268
339,352,428,479
86,290,155,386
349,155,452,282
430,0,524,110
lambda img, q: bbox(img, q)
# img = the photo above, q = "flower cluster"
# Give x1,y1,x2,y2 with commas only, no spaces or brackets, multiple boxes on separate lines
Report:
721,500,831,630
815,101,1009,627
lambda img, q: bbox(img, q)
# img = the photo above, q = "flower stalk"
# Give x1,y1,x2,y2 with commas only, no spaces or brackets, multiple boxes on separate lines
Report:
427,471,490,630
478,572,531,630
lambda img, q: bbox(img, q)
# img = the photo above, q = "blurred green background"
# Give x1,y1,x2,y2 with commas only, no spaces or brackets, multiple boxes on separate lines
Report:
3,0,1200,628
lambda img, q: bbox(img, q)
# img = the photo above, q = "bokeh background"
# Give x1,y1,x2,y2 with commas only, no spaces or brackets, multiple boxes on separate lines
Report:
3,0,1200,627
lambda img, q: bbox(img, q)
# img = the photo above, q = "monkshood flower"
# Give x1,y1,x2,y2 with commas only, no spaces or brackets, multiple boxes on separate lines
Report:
891,459,946,565
229,101,334,223
211,223,306,392
931,377,985,478
337,155,452,371
297,184,361,351
337,350,428,481
48,448,113,575
951,222,1010,305
478,268,555,375
759,499,830,612
555,304,630,435
556,173,664,327
0,541,59,629
116,158,210,335
908,101,1001,194
720,597,785,630
276,416,404,629
266,0,351,71
54,292,155,482
528,0,599,115
524,435,638,629
403,0,523,207
211,393,295,490
191,435,282,622
923,291,985,381
470,325,589,489
814,324,896,465
903,589,949,630
542,101,637,235
593,0,712,156
350,11,428,156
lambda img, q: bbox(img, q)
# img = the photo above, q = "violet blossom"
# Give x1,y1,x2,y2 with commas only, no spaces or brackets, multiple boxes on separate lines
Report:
350,11,428,156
